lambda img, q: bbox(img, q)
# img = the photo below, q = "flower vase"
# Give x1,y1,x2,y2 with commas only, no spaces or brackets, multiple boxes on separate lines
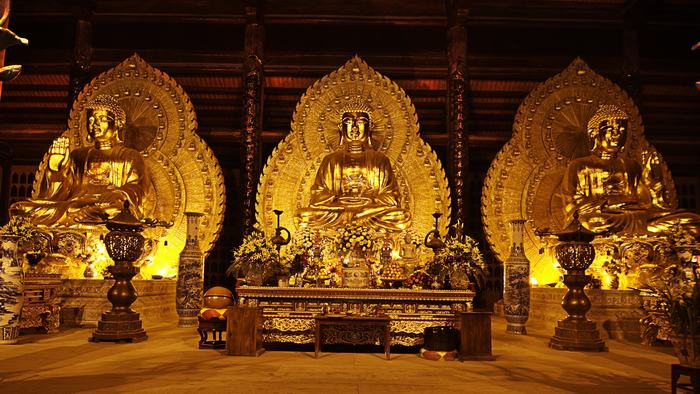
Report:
245,270,264,286
0,235,23,344
277,276,290,287
670,334,700,368
176,212,205,328
503,219,530,335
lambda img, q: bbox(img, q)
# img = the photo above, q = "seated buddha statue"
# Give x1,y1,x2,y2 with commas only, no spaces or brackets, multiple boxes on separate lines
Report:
11,95,155,227
560,104,700,236
296,100,411,232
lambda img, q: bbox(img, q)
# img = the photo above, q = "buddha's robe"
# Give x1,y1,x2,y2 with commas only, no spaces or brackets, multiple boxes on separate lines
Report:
561,154,700,236
297,149,411,231
11,145,154,227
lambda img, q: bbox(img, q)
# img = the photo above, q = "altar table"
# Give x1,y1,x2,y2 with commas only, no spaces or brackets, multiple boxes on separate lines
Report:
314,315,391,359
236,287,474,346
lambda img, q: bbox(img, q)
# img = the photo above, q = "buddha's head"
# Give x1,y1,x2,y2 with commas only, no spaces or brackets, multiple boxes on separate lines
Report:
587,105,629,158
85,95,126,146
338,98,373,152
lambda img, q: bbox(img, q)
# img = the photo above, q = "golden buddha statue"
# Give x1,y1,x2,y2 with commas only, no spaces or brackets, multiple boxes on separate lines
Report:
11,95,155,227
296,99,411,232
561,104,700,236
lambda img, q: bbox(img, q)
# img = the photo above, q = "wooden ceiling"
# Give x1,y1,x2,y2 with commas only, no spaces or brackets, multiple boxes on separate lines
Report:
1,0,699,176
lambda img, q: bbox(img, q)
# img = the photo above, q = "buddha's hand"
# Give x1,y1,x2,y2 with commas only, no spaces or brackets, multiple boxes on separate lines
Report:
338,196,371,207
98,189,130,208
48,136,71,172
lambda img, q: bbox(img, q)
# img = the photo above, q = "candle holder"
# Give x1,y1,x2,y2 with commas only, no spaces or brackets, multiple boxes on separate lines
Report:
424,212,445,254
270,209,291,251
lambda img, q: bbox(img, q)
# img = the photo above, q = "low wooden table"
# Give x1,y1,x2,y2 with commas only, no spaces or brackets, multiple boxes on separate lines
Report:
671,363,700,393
314,315,391,360
197,316,226,349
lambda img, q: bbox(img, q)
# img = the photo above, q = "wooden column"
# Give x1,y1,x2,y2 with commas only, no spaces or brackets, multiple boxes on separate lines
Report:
446,2,470,228
67,0,94,111
622,1,642,102
240,4,265,236
0,141,11,224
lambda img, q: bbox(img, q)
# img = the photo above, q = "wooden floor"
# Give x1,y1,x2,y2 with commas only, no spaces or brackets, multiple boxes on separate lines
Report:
0,318,676,393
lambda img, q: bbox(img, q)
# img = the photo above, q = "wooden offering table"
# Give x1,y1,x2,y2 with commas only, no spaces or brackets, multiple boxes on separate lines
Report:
237,287,474,346
315,315,391,359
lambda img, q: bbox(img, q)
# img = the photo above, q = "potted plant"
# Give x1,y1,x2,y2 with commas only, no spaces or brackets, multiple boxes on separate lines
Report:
425,235,485,291
641,226,700,366
226,228,279,286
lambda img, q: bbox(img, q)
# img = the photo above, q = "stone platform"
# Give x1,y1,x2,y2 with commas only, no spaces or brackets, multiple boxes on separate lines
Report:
60,279,177,327
527,287,643,342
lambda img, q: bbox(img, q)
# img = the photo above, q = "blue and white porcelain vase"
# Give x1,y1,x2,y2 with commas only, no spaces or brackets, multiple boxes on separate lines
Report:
176,212,205,328
503,219,531,335
0,235,24,344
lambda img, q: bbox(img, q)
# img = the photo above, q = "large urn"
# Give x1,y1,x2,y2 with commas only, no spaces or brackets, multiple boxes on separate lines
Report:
176,212,205,327
90,204,148,343
548,222,606,351
0,235,23,344
503,219,530,335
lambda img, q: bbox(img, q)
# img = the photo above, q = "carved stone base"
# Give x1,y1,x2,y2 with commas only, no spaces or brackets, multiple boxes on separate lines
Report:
90,311,148,343
549,319,607,352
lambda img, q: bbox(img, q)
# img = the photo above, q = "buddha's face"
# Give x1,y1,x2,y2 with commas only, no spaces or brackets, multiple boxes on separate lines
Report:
87,108,119,143
341,111,370,144
593,118,627,154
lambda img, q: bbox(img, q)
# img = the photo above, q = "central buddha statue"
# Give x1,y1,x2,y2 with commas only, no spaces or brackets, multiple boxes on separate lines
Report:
560,104,700,236
11,95,155,226
296,99,411,232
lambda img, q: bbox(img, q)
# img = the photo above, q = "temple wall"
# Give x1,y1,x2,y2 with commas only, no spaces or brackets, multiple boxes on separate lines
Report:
528,287,644,342
60,279,177,328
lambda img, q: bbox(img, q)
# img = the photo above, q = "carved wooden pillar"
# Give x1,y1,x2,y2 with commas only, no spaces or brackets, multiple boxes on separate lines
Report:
67,1,94,111
240,5,265,236
446,3,470,228
622,1,641,102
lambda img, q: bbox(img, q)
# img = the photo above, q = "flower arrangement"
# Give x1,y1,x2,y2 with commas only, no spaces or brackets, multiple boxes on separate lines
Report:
336,224,375,255
279,229,315,277
426,235,485,290
226,227,279,285
0,215,36,243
